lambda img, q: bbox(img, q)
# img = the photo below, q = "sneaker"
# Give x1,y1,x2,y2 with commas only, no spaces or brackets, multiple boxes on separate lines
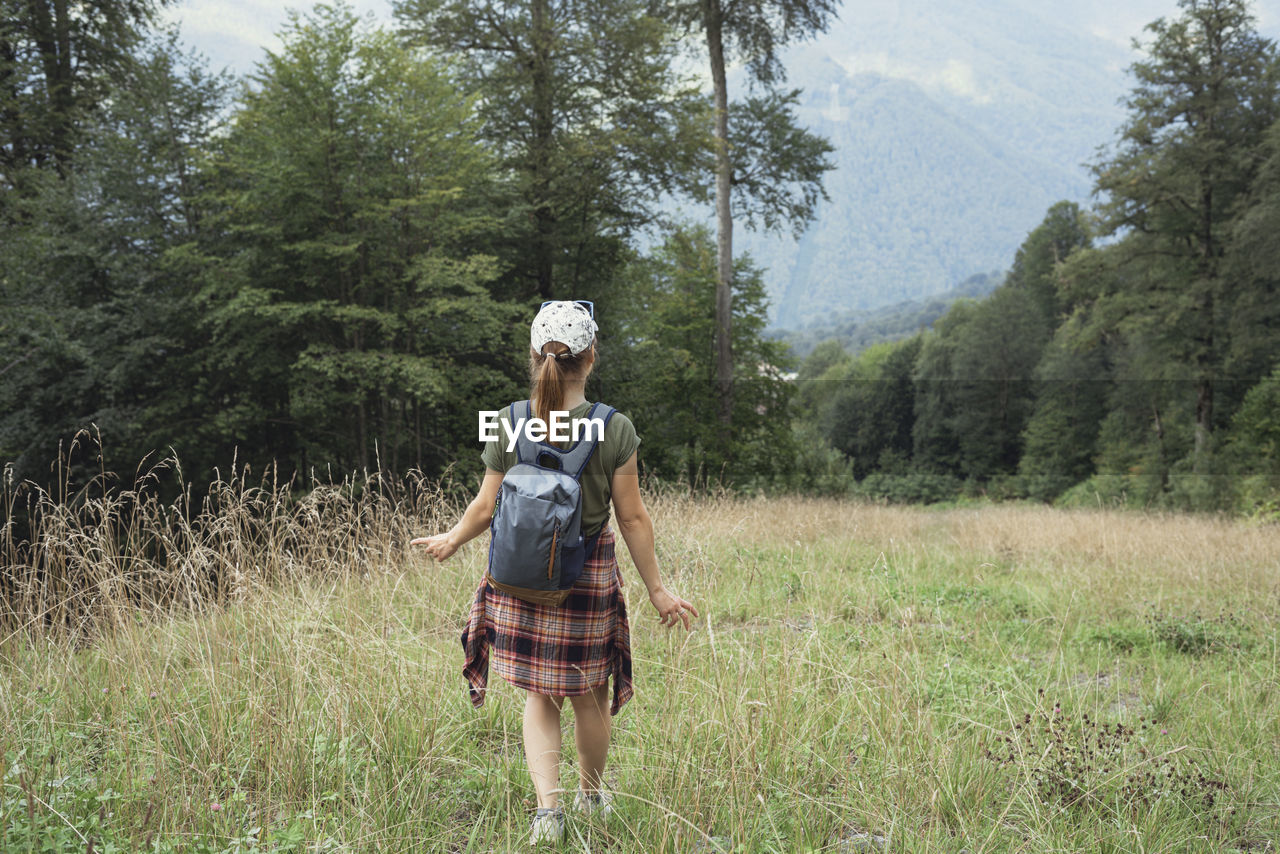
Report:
529,807,564,844
571,788,614,819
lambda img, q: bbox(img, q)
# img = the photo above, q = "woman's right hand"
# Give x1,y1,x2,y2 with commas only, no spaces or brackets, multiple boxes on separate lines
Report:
649,586,698,630
410,532,457,561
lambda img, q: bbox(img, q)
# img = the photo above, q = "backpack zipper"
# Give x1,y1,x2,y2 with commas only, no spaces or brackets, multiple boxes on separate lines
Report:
547,520,559,580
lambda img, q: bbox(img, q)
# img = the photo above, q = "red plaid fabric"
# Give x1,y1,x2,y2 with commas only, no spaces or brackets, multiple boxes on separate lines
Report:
461,525,634,715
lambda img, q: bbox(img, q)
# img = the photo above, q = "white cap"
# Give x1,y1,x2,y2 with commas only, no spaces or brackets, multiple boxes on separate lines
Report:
530,301,597,357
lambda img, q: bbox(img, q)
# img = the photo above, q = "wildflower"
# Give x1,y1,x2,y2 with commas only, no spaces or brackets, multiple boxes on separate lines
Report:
1160,728,1168,735
211,802,222,812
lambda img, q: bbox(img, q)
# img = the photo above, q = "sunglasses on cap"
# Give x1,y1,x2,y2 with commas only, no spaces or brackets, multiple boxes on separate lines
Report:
540,299,594,320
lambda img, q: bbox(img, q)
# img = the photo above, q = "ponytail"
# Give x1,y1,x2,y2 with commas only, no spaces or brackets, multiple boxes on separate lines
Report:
530,341,593,440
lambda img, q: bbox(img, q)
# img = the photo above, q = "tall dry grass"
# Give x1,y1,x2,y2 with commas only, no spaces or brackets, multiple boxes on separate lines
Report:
2,456,1278,851
7,443,1276,647
648,494,1280,604
1,441,458,646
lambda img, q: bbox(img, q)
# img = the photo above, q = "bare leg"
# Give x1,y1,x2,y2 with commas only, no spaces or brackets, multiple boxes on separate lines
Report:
568,681,612,794
523,692,565,809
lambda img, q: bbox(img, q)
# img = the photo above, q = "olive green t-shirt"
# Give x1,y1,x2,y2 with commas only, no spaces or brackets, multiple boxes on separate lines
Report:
480,401,641,537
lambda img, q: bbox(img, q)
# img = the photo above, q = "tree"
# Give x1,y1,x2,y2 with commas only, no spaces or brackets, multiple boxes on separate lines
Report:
724,87,835,236
947,286,1048,480
1002,201,1098,497
823,336,921,479
1018,316,1110,499
393,0,707,305
0,0,171,183
792,338,851,425
193,4,519,479
1004,200,1092,329
0,29,229,483
1089,0,1280,472
1221,116,1280,410
911,301,978,476
1226,363,1280,475
669,0,837,427
894,287,1048,482
604,224,793,486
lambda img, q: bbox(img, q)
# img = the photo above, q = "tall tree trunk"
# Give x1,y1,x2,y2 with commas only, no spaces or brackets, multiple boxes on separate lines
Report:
530,0,555,299
0,35,30,175
27,0,74,173
357,400,368,473
1151,398,1169,491
703,0,733,426
50,0,71,170
1194,178,1216,473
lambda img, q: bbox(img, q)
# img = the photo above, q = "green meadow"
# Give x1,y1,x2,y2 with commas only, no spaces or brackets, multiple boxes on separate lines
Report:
2,490,1278,852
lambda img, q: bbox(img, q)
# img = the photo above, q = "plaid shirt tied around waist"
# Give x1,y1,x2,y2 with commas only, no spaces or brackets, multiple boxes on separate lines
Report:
461,525,634,715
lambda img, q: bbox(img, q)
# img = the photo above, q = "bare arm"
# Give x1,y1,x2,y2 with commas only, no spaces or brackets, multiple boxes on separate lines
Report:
610,451,698,630
410,470,504,561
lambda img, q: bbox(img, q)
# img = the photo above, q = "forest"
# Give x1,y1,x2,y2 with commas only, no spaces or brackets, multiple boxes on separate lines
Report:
2,0,1279,514
799,0,1280,513
1,0,836,497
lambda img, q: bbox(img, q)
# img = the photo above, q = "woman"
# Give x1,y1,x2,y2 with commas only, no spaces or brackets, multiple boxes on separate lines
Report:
411,300,697,843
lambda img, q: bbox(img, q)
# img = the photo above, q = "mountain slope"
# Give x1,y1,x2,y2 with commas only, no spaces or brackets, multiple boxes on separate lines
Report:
757,67,1087,328
745,0,1279,329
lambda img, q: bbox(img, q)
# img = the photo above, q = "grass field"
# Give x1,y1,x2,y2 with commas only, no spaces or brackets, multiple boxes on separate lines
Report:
2,487,1278,852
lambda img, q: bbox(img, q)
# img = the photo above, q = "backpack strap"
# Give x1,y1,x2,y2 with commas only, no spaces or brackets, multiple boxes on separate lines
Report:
513,400,535,465
511,401,617,481
508,401,527,464
565,403,615,479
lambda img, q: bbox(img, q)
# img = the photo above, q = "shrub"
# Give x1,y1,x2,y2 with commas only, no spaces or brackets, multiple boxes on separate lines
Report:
854,472,963,504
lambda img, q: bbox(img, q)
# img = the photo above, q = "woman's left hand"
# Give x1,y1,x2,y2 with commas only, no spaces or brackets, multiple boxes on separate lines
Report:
410,532,457,561
649,586,698,630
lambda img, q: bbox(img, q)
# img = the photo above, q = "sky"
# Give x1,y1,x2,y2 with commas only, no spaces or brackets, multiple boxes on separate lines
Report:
163,0,1280,83
160,0,394,78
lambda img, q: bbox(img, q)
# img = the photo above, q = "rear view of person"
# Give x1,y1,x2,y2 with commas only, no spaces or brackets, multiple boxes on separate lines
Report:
411,300,697,844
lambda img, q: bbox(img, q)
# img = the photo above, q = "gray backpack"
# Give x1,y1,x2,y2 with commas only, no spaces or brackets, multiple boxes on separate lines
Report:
486,400,616,606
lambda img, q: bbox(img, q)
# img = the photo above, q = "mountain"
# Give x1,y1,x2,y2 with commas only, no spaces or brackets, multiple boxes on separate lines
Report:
771,271,1004,359
754,66,1087,328
744,0,1280,329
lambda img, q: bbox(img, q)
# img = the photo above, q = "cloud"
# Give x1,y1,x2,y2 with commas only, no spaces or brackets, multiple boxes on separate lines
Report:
161,0,392,76
821,82,848,122
937,59,988,103
835,52,992,104
162,0,286,47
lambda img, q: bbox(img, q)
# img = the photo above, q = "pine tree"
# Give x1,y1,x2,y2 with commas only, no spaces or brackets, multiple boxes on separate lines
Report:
0,0,171,181
194,5,518,478
1090,0,1280,473
0,29,229,483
